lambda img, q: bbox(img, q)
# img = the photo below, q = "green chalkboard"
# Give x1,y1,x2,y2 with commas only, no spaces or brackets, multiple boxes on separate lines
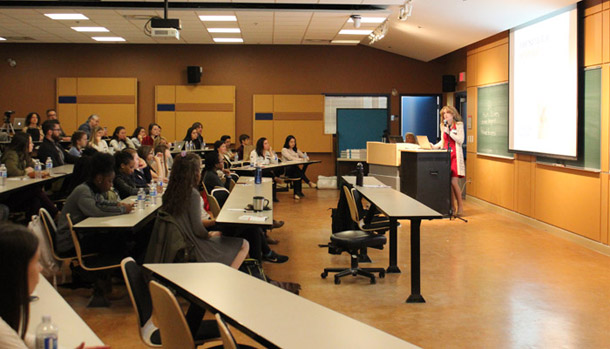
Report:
477,83,513,158
537,68,601,171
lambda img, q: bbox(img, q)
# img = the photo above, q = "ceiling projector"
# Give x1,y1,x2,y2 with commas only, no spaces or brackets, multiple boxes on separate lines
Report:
150,18,181,40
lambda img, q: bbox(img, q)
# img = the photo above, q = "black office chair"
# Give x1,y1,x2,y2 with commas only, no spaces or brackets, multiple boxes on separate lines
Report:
120,257,221,348
321,187,387,285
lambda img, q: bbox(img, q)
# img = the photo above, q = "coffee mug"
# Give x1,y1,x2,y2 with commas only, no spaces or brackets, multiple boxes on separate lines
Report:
252,196,269,212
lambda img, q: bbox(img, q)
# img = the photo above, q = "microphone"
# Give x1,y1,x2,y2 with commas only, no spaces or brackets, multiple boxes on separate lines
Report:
443,120,448,128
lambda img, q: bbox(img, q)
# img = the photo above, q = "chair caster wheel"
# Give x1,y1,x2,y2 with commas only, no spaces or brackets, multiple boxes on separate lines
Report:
370,277,376,284
321,272,328,279
334,277,341,285
379,271,385,278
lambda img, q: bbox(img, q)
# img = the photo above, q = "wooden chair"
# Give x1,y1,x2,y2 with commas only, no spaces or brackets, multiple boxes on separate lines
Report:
66,214,122,307
121,258,221,348
228,178,236,192
207,194,221,219
39,208,78,287
149,280,196,349
211,187,230,208
215,313,238,349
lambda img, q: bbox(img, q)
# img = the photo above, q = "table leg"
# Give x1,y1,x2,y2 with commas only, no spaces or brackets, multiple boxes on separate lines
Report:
185,303,206,335
386,217,401,273
406,218,425,303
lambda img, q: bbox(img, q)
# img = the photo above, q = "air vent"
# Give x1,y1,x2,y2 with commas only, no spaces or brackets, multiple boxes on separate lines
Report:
2,36,35,41
304,39,331,43
123,15,155,21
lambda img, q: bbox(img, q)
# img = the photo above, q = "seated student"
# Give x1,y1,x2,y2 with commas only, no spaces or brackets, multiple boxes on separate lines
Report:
78,114,100,138
153,144,171,178
125,148,152,188
203,151,231,191
37,120,77,166
109,126,136,152
46,108,70,141
68,130,88,157
89,125,110,153
0,133,58,219
137,145,166,183
192,122,205,148
23,112,42,142
113,150,146,199
0,223,42,349
184,126,202,150
142,123,161,146
236,134,250,161
250,137,284,202
55,152,134,255
220,135,235,159
66,147,98,194
281,135,316,200
404,132,418,144
153,136,173,169
131,126,146,148
155,152,248,268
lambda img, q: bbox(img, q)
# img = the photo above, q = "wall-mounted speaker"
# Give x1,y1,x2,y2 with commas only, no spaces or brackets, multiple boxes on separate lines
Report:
187,66,202,84
442,75,456,92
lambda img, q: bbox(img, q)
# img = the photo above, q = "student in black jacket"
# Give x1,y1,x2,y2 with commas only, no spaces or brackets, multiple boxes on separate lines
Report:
37,120,77,166
113,150,146,199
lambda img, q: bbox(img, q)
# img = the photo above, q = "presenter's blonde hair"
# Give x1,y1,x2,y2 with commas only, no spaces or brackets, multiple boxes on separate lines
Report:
440,105,462,123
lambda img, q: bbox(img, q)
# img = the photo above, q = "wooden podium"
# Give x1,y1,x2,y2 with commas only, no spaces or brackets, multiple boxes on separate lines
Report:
400,150,451,216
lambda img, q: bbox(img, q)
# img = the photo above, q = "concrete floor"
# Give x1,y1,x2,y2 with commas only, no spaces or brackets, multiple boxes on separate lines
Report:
59,188,610,348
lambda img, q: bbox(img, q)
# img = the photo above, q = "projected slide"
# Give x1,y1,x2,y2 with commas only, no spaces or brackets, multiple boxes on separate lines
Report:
509,5,578,158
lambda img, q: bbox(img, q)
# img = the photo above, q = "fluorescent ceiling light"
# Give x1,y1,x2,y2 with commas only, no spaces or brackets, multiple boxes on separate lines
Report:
347,17,386,24
331,40,360,44
199,15,237,22
207,28,241,33
0,37,6,41
213,38,243,43
71,27,109,32
45,13,89,20
92,36,126,42
339,29,373,35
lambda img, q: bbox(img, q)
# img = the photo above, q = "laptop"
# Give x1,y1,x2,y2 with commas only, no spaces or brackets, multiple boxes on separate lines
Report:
13,117,25,128
416,135,433,150
172,141,185,151
388,135,404,143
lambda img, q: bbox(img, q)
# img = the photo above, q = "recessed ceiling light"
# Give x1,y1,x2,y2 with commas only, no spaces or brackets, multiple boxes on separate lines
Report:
331,40,360,44
207,28,241,33
199,15,237,22
0,37,6,41
92,36,126,42
71,27,109,32
213,38,243,43
347,17,386,24
339,29,373,35
45,13,89,20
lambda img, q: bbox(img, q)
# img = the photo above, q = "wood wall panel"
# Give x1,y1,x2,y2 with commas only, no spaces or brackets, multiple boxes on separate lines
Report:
156,111,176,144
175,111,234,144
466,86,477,152
585,12,603,66
534,165,601,241
56,78,78,133
272,120,332,152
466,53,478,88
273,95,324,113
473,155,514,210
155,86,176,104
77,104,136,134
515,158,533,216
77,78,136,96
603,11,610,62
253,120,273,148
175,86,235,104
476,44,508,86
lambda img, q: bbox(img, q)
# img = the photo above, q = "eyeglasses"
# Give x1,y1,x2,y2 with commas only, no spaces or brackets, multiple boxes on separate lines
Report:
52,128,61,131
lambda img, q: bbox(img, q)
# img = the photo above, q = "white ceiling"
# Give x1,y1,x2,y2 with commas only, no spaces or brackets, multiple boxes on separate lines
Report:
0,0,581,62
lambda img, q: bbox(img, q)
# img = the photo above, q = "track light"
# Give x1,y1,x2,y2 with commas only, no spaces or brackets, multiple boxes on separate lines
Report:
368,20,389,45
350,15,362,28
398,0,413,21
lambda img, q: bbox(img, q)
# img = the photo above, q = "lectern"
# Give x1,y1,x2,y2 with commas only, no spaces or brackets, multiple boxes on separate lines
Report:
400,150,451,216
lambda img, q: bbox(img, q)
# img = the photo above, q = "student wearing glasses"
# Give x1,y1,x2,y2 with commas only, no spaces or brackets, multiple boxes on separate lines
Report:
37,120,77,166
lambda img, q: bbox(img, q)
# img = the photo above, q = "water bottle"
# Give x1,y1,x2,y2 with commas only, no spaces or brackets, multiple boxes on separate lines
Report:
45,157,53,175
157,179,164,194
304,152,309,160
356,162,364,186
0,164,7,186
34,160,42,179
137,188,145,210
35,315,58,349
234,152,239,162
150,180,158,205
254,164,262,184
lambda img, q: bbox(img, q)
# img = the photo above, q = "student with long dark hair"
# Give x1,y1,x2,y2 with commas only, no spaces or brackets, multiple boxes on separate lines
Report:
161,153,248,268
109,126,135,151
131,126,146,148
183,126,202,149
113,150,144,199
23,112,42,142
281,135,316,200
0,223,42,348
0,133,58,219
249,137,284,202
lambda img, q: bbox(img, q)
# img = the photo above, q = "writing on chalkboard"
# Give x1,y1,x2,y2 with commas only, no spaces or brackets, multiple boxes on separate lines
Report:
477,83,513,159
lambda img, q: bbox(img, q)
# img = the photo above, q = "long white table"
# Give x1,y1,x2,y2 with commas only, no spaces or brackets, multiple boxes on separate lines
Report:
0,164,74,195
28,276,105,348
342,176,442,303
231,159,321,173
215,176,273,227
74,195,161,230
145,263,418,349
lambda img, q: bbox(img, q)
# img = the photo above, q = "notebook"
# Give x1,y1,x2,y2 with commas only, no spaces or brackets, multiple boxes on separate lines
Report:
416,135,433,150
